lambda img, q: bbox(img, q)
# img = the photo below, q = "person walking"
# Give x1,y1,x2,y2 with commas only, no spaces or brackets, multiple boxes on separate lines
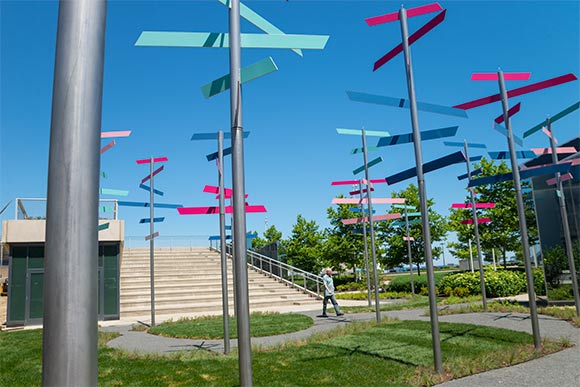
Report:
321,268,343,317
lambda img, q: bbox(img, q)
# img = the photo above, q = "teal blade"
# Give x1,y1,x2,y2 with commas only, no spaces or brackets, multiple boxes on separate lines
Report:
523,101,580,138
218,0,302,57
353,157,383,175
201,57,278,99
135,32,329,50
337,128,390,137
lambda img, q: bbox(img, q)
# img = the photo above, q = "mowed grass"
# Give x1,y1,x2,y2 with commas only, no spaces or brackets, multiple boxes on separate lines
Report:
0,319,569,387
148,312,314,339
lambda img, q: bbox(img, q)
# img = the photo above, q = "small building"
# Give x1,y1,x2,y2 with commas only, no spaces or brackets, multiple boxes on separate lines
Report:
1,199,124,326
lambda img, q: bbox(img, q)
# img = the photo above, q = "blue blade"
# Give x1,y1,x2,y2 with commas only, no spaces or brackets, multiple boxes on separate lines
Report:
488,150,536,160
392,204,416,210
118,201,182,209
493,123,524,147
191,132,250,141
385,151,466,185
457,169,483,181
139,184,164,196
346,91,468,118
468,162,572,187
377,126,458,147
209,235,232,241
207,146,232,161
139,217,165,224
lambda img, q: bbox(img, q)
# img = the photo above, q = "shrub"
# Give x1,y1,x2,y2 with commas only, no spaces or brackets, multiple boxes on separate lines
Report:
336,281,367,292
453,287,470,297
438,270,533,298
386,272,450,293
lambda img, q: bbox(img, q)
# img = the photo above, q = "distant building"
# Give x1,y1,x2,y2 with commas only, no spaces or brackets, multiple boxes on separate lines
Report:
524,137,580,253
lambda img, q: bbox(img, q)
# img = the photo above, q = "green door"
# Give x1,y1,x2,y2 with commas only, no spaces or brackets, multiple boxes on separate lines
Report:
26,270,43,323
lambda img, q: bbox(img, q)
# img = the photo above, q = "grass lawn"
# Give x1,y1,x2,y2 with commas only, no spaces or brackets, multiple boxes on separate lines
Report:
148,312,314,339
435,301,580,328
1,319,569,387
341,294,483,313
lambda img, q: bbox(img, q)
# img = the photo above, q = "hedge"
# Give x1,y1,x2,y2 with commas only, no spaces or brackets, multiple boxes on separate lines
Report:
385,272,451,293
438,268,546,298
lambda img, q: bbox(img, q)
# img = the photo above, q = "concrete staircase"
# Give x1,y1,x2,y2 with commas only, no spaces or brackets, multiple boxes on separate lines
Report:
120,247,320,317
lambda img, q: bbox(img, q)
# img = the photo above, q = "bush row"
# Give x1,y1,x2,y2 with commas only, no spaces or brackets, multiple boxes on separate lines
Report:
385,272,451,293
437,269,545,298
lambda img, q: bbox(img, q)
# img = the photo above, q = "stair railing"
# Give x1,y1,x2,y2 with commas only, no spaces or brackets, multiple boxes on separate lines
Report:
213,244,323,299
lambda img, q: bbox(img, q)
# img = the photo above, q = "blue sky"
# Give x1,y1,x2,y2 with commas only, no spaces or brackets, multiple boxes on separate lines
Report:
1,0,579,256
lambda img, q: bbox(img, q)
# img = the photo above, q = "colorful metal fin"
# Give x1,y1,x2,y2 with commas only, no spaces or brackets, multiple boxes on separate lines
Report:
353,157,383,175
336,128,391,137
523,101,580,138
385,151,466,185
366,3,443,26
136,157,168,164
141,165,164,184
101,131,131,138
100,140,116,154
452,203,495,209
494,102,521,124
376,126,458,147
471,72,531,81
492,123,524,147
444,141,487,149
139,217,165,224
98,222,110,231
347,91,467,118
145,232,160,241
201,57,278,98
461,217,491,224
546,172,573,186
139,184,164,196
206,147,232,161
468,162,572,187
488,150,536,160
100,188,129,196
191,132,250,141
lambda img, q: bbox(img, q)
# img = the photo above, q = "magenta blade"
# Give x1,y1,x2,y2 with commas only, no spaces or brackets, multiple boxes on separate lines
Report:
374,10,446,71
100,140,116,154
531,147,577,155
349,187,375,196
454,74,578,110
136,156,168,164
331,180,359,186
542,127,558,144
461,217,491,225
216,193,248,200
101,130,131,138
546,172,573,186
494,102,521,124
141,165,164,184
365,3,443,26
471,72,531,81
203,185,220,194
178,206,220,215
403,236,415,241
452,203,495,209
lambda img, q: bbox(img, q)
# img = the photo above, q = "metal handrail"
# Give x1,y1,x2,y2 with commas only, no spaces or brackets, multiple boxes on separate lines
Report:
215,244,323,299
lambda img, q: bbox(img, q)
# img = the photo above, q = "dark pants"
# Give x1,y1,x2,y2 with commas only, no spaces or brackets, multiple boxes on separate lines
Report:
323,294,341,315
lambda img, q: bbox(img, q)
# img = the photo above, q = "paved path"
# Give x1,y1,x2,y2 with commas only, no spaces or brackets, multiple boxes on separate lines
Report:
102,307,580,386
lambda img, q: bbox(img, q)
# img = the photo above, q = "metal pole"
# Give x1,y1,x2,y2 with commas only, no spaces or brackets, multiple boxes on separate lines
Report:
547,118,580,316
358,180,372,307
468,238,474,272
492,248,497,271
399,6,442,373
42,1,106,385
229,1,252,385
362,129,381,322
218,131,231,353
404,205,415,295
464,141,487,311
498,69,541,348
149,157,156,327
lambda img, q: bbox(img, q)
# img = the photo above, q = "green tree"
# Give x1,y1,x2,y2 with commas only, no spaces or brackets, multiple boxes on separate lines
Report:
323,198,367,278
448,157,538,268
284,215,324,273
376,184,448,274
251,225,283,251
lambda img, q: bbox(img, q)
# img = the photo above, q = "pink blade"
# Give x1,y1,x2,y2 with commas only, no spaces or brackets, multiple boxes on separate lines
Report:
101,130,131,138
454,74,578,110
141,165,164,184
240,205,267,213
370,178,387,184
403,236,415,241
531,146,577,155
203,185,220,194
542,127,558,144
374,213,402,221
461,217,491,225
546,172,573,186
349,187,375,196
332,198,406,205
100,140,116,154
136,156,168,164
471,72,531,81
494,102,521,124
365,3,443,26
374,10,446,71
452,203,495,209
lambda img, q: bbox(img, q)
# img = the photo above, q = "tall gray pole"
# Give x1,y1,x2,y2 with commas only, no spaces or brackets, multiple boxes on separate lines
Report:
358,180,372,307
228,0,253,385
399,6,442,373
464,141,487,312
43,1,106,385
497,69,541,349
547,119,580,316
149,157,156,327
404,205,415,295
218,131,231,352
362,129,381,322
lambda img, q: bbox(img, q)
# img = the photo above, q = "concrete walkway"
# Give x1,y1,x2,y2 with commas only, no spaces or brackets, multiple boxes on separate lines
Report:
102,305,580,386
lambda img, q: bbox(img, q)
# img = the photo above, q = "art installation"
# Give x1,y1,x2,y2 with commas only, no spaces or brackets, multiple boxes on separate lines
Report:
392,204,420,294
